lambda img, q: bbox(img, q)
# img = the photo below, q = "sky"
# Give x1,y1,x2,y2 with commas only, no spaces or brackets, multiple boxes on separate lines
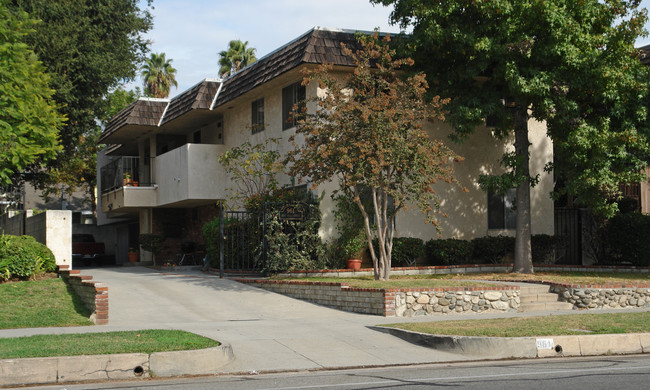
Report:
130,0,401,96
131,0,650,98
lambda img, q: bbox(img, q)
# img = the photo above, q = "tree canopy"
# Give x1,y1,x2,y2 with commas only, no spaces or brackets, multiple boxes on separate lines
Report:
218,39,257,77
287,33,461,280
8,0,153,184
0,3,64,186
141,52,178,98
373,0,650,273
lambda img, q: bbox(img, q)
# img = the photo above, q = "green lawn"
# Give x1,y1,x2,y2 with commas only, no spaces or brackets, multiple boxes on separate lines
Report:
382,311,650,337
272,275,498,289
441,271,650,285
276,271,649,289
0,276,93,329
0,330,220,359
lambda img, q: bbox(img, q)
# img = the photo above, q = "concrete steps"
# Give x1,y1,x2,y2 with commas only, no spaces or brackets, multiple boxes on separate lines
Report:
518,284,574,312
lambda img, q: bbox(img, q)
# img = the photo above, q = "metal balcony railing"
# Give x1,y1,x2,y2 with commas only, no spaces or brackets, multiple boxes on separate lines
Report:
100,157,154,194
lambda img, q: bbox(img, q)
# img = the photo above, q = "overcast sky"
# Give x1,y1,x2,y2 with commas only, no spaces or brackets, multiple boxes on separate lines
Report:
130,0,650,97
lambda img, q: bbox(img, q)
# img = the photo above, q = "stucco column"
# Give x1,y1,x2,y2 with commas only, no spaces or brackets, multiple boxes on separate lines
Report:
139,208,152,262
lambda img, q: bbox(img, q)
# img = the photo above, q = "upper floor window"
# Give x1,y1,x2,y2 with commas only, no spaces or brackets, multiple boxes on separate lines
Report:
282,82,306,130
251,98,265,134
487,188,517,229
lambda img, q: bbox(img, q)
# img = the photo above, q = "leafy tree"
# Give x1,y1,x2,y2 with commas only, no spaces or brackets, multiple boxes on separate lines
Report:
287,33,461,281
9,0,153,182
0,3,64,186
141,52,178,98
218,39,257,77
373,0,650,273
218,138,284,210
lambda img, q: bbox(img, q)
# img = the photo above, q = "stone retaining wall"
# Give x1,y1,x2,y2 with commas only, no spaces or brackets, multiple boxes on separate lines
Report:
550,285,650,310
238,279,519,317
394,289,519,317
58,265,108,324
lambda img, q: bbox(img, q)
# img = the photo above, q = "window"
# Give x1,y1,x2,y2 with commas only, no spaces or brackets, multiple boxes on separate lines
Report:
487,188,517,229
251,98,265,133
282,82,306,130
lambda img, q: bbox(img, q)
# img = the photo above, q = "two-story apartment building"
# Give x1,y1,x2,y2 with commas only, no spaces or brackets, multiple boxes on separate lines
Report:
97,27,554,264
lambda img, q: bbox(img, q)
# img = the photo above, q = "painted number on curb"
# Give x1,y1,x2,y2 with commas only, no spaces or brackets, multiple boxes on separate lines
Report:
536,338,554,350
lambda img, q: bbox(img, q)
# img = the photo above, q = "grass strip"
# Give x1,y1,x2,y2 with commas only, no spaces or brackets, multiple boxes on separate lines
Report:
276,272,649,288
271,275,498,289
0,330,220,359
381,311,650,337
442,271,650,285
0,277,92,329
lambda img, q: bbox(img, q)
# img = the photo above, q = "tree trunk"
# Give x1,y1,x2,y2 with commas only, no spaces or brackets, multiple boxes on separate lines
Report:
513,106,534,274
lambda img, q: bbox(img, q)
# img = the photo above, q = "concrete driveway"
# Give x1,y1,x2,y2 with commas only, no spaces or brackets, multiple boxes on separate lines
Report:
75,266,470,373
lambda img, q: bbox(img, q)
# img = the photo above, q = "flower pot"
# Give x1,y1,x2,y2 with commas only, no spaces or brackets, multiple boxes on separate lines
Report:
346,259,362,270
128,251,138,263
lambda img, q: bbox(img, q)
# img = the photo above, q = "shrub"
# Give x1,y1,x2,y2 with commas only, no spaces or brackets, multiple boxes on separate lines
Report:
471,235,515,264
391,237,424,266
424,239,473,265
202,215,249,267
262,203,328,273
0,235,56,281
531,234,564,264
605,213,650,266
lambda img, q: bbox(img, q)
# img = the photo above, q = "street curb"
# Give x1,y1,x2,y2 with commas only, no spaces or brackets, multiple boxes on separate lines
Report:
0,344,234,387
371,326,650,359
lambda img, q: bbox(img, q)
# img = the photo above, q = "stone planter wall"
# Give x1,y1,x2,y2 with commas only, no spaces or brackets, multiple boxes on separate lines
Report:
550,285,650,310
238,279,519,317
394,289,519,317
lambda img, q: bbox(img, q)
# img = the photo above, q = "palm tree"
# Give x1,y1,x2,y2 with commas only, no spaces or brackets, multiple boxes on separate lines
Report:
218,40,257,78
141,52,178,98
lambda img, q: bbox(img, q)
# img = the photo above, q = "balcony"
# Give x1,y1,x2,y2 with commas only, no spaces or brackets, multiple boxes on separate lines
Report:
100,144,227,214
100,156,156,214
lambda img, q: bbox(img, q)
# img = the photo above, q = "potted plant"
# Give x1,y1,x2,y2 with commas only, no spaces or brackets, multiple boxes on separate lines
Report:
341,229,367,270
128,248,139,263
123,172,132,186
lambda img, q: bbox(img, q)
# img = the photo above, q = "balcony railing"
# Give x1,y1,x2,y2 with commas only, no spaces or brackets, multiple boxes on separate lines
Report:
100,157,154,194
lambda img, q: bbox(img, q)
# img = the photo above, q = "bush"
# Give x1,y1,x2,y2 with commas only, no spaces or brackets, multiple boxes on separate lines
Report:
391,237,424,266
262,203,328,273
605,213,650,266
424,239,473,265
531,234,564,264
0,235,56,281
471,235,515,264
202,216,251,267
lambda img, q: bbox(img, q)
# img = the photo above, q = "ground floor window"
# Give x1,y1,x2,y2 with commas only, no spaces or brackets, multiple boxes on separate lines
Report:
488,188,517,229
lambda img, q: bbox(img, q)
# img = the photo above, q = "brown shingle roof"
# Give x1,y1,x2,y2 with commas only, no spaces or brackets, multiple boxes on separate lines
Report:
215,27,360,107
100,27,368,143
100,98,168,142
161,79,221,125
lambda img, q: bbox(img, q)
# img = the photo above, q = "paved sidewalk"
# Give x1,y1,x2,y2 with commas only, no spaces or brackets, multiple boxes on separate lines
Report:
1,266,649,384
